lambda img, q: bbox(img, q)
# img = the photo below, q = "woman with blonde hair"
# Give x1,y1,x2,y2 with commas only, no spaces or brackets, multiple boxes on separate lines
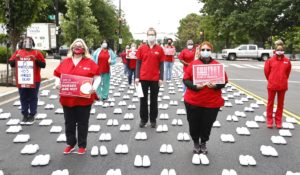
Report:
54,38,101,154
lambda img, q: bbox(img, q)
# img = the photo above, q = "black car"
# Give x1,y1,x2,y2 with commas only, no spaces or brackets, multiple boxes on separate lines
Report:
59,45,69,56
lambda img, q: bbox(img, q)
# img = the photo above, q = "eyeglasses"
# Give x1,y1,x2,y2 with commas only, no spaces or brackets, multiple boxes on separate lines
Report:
201,49,211,51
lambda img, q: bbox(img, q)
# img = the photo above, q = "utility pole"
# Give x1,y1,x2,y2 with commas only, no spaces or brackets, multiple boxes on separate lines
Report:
55,0,59,55
5,0,11,86
118,0,122,54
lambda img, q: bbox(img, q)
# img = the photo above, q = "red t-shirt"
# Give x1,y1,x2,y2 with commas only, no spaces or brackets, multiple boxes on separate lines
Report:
54,57,100,107
183,59,228,108
9,49,45,83
178,48,196,72
136,44,165,81
163,45,175,62
119,51,127,64
98,49,110,73
128,59,137,70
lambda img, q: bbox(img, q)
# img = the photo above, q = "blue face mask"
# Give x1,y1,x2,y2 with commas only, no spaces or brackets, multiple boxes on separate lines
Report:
200,50,212,58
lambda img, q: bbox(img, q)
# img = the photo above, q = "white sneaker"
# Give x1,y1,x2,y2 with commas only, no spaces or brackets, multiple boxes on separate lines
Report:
239,155,248,166
169,169,176,175
160,144,167,153
113,119,119,126
213,121,221,127
100,146,108,156
50,126,62,133
177,133,184,141
229,169,237,175
31,155,42,166
114,169,122,175
107,119,113,126
106,169,114,175
279,129,292,137
166,144,173,154
6,125,22,133
183,133,190,141
135,132,141,140
125,124,131,131
199,154,209,165
91,146,99,156
121,144,128,154
192,154,200,165
56,134,66,142
142,155,151,167
160,169,169,175
232,115,239,122
134,155,143,167
115,144,122,154
246,155,256,166
162,124,168,132
39,154,50,166
140,132,147,140
97,113,107,120
99,133,106,141
120,124,126,131
156,125,163,132
222,169,230,175
177,119,183,126
88,125,101,132
226,115,232,121
172,119,177,125
13,134,30,143
105,133,112,141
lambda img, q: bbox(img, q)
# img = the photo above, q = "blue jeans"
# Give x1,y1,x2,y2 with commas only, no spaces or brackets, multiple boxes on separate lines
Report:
164,61,173,81
18,82,40,116
123,64,129,76
128,69,136,85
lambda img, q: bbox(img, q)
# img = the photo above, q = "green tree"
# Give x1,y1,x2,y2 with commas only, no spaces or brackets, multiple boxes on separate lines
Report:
34,0,67,23
61,0,99,46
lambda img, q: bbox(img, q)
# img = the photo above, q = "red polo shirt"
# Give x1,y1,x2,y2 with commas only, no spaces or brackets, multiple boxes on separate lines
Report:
178,48,196,72
54,57,100,107
136,44,165,81
163,45,175,62
9,49,45,83
183,59,228,108
98,49,110,74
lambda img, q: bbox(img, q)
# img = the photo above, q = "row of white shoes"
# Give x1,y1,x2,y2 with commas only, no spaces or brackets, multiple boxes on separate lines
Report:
31,154,50,166
192,154,209,165
134,155,151,167
159,113,169,120
88,125,101,132
127,105,136,110
56,134,66,142
119,124,131,131
157,125,168,132
226,115,239,122
21,144,39,154
51,169,69,175
177,132,190,141
260,145,278,157
106,169,122,175
159,104,169,110
6,119,20,125
221,169,237,175
113,108,122,114
234,111,246,117
220,134,235,143
160,169,176,175
0,112,11,119
99,133,112,141
135,132,147,140
115,144,129,154
171,119,183,126
13,134,30,143
236,127,250,136
239,155,256,166
39,119,53,126
271,136,287,144
6,125,22,133
279,129,292,137
176,109,186,115
36,113,47,119
254,115,265,122
107,119,119,126
90,145,108,156
160,144,173,154
245,121,259,128
50,126,62,133
286,171,300,175
124,113,134,120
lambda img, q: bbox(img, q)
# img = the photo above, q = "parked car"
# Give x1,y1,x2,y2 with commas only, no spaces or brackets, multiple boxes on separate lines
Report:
59,45,69,56
222,44,273,61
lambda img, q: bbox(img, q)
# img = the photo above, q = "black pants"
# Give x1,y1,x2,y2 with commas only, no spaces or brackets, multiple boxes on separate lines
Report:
63,105,91,148
140,80,159,123
184,102,219,144
18,82,40,116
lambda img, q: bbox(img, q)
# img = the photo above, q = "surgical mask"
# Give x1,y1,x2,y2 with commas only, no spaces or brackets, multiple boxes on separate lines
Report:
187,45,193,50
131,47,136,50
73,47,84,55
275,50,284,56
200,50,212,58
147,35,156,44
22,38,33,49
101,43,108,48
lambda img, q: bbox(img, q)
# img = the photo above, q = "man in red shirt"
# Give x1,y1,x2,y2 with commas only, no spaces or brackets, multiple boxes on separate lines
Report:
135,27,165,128
9,37,46,125
163,38,175,81
126,43,137,85
119,46,128,76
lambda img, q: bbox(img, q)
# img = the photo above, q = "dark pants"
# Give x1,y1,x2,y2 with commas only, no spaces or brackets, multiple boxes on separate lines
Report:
185,102,219,144
63,105,91,148
128,69,136,85
140,80,159,123
18,82,40,117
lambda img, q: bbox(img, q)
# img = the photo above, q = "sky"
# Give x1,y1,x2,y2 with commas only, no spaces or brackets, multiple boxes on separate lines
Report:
111,0,203,40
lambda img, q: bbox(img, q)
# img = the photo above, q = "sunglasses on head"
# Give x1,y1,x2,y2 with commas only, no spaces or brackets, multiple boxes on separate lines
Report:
201,49,211,51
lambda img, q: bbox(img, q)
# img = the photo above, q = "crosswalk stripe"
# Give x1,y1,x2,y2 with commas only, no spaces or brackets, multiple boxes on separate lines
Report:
256,65,265,68
230,64,247,68
243,64,262,69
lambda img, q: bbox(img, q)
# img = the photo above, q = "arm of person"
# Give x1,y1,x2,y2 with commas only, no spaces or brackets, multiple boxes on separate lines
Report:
183,79,202,91
92,75,101,90
286,60,292,79
264,60,270,80
34,51,46,68
8,51,20,67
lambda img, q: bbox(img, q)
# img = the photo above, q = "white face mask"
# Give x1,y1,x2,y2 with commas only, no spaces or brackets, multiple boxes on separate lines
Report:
275,50,284,55
200,50,212,58
147,35,156,45
101,43,108,48
131,47,136,50
187,45,193,50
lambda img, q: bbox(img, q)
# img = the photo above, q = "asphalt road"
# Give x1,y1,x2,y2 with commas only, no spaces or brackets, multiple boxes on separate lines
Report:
0,61,299,175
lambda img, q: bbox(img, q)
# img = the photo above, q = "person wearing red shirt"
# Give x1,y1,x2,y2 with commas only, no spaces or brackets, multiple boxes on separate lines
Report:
183,41,228,154
135,27,165,128
54,38,101,155
92,40,117,101
178,39,196,91
264,40,292,129
126,43,137,85
163,38,175,81
9,37,46,125
119,45,129,76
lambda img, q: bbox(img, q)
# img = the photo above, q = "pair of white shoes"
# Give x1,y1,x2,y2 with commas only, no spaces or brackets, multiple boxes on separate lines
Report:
49,95,58,99
176,109,186,115
244,107,254,112
13,134,30,143
88,125,101,132
108,102,115,107
106,169,122,175
236,127,250,136
21,144,39,154
254,115,265,122
157,125,168,132
90,108,96,114
102,103,109,108
279,129,292,137
97,113,107,120
234,111,246,117
239,155,256,166
113,108,122,114
226,115,239,122
90,145,108,156
124,113,134,120
160,169,176,175
135,132,147,140
224,102,233,107
159,104,169,110
115,144,129,154
50,126,62,133
171,119,183,126
240,97,249,102
127,104,136,109
234,100,243,105
56,134,66,142
94,101,103,106
192,154,209,165
6,119,20,126
223,97,229,101
36,113,47,119
113,92,121,97
160,144,173,154
168,86,175,90
220,134,235,143
282,122,294,129
168,90,176,94
132,98,139,102
212,121,221,128
245,121,259,128
286,117,297,124
134,155,151,167
51,169,69,175
162,95,170,100
107,119,119,126
159,113,169,120
177,133,190,141
119,124,131,131
169,100,178,106
39,119,53,126
271,136,287,144
123,95,130,100
118,101,127,106
0,112,11,119
260,145,278,157
45,104,54,110
222,169,237,175
55,108,64,114
286,171,300,175
250,103,260,108
31,154,50,166
99,133,112,141
6,125,22,133
13,101,21,106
